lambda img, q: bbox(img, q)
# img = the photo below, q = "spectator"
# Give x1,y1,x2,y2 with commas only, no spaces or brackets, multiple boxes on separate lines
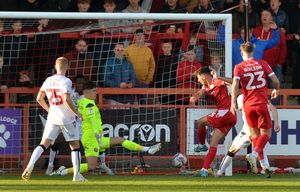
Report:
16,69,34,104
159,0,187,13
291,27,300,104
0,20,31,87
158,0,186,33
125,29,156,104
192,0,218,35
232,0,259,34
217,21,280,69
210,51,223,76
0,54,9,102
71,0,92,12
98,0,121,34
143,20,160,57
179,33,204,63
154,41,178,104
104,43,136,104
270,0,289,33
223,0,239,12
253,9,287,86
176,45,202,104
193,0,217,13
19,0,39,11
63,39,97,82
252,0,270,15
38,0,70,12
121,0,147,34
290,0,300,34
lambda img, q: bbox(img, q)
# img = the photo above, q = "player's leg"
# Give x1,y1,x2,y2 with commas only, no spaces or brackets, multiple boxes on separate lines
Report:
45,145,58,175
22,123,59,180
64,122,86,182
109,137,161,155
251,105,272,177
194,117,209,152
256,128,272,178
217,130,252,176
45,133,64,175
198,128,225,177
98,151,114,175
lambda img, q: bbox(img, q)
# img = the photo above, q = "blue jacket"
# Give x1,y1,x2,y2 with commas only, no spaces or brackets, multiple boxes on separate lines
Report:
104,57,136,103
217,25,280,69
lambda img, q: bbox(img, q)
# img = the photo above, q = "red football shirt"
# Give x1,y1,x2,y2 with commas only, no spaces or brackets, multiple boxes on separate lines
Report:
202,79,231,110
233,58,274,107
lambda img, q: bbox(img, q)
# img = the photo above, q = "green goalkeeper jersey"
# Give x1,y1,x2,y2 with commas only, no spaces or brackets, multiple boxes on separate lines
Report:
77,97,102,135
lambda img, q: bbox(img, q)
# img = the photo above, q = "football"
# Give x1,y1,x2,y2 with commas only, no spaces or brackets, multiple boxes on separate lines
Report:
172,153,187,167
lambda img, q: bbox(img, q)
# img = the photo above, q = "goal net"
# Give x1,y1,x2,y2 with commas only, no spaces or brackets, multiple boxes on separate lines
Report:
0,12,232,175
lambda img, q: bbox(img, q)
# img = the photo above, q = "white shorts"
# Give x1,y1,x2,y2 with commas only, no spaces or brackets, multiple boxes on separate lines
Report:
231,131,252,150
43,121,80,142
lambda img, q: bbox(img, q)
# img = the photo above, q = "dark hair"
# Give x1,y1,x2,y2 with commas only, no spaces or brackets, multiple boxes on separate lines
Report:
74,75,86,82
82,80,96,91
261,9,272,15
186,45,196,53
78,0,90,4
196,66,211,76
240,42,254,54
104,0,116,4
135,28,144,34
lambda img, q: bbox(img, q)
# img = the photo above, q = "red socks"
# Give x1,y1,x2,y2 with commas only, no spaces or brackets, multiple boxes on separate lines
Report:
252,137,258,148
197,128,206,145
255,134,270,160
202,146,217,169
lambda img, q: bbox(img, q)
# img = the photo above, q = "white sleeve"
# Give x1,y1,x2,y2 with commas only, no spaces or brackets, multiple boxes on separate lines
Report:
40,79,47,92
62,79,72,95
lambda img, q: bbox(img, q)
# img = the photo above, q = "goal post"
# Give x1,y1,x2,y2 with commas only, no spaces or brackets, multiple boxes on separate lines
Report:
0,12,232,175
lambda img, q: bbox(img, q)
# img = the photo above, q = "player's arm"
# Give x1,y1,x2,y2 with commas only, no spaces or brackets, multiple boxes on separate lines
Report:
64,93,81,119
231,77,239,114
269,74,280,99
268,102,280,133
84,103,103,145
36,91,49,112
190,88,205,104
210,67,233,85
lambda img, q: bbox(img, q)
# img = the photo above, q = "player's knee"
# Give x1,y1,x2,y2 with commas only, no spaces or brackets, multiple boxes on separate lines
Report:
39,144,47,151
71,148,81,152
227,151,235,157
197,118,206,128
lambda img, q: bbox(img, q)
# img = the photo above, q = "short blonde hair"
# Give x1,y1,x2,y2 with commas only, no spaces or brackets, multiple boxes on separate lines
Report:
55,57,69,70
240,42,254,54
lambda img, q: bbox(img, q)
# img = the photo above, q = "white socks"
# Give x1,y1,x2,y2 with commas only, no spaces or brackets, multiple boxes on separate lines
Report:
98,152,106,165
71,150,81,177
142,146,150,152
48,148,58,168
27,145,45,170
219,156,232,174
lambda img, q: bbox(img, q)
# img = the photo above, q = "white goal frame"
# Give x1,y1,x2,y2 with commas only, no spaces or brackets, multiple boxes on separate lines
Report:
0,12,232,176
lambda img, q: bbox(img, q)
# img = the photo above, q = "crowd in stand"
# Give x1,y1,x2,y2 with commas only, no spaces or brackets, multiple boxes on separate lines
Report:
0,0,299,105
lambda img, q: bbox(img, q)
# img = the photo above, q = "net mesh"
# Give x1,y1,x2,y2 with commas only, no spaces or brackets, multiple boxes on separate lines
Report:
0,16,230,174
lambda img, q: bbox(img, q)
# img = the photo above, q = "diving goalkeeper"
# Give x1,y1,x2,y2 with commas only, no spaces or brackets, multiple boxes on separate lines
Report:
51,81,161,176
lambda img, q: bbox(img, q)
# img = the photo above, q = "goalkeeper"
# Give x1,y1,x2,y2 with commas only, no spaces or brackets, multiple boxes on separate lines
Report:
51,81,161,176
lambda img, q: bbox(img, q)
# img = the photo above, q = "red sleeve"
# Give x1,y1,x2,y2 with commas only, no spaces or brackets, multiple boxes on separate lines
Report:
262,60,274,76
233,65,241,79
278,30,287,65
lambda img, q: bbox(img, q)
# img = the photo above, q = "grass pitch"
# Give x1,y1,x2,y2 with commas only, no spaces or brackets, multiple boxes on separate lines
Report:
0,174,299,192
